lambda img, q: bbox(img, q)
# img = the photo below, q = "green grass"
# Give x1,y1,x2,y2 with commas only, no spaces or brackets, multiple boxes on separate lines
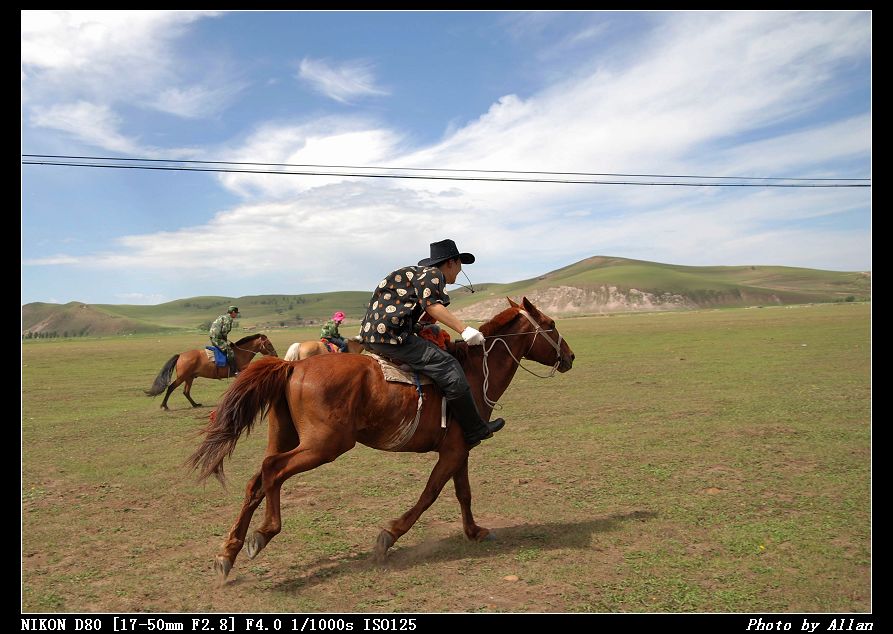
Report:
21,303,870,612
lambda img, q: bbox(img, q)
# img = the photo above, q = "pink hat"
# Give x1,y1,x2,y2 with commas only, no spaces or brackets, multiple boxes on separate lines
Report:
333,311,345,322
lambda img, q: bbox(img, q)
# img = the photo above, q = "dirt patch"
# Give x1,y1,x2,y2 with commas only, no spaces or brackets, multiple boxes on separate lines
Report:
454,285,696,320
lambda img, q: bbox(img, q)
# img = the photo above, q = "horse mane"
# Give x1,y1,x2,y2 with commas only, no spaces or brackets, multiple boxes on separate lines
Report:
479,306,521,337
451,306,521,365
234,333,265,346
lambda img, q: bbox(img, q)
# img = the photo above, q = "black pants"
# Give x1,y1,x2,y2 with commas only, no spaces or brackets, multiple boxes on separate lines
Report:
366,335,470,399
325,336,348,352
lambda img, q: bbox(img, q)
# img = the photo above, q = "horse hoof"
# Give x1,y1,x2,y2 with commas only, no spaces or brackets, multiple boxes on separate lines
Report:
214,556,232,584
246,532,267,560
467,527,493,542
192,403,203,408
373,530,395,565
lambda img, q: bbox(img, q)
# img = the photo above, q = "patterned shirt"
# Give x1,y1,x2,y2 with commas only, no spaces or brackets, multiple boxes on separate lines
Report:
360,266,449,344
209,314,234,342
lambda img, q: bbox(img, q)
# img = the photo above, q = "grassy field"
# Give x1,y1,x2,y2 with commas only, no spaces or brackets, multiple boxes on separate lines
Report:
21,303,871,613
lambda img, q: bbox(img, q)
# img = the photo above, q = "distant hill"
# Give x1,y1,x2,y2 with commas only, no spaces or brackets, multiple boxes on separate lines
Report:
22,256,870,338
447,256,871,319
21,302,180,338
92,292,371,330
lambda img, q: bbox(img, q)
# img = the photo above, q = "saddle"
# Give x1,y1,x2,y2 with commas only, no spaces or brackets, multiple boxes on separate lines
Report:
320,338,340,354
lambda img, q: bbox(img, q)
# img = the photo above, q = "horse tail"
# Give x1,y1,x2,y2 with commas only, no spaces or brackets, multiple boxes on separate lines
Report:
145,354,179,396
284,342,301,362
186,356,294,485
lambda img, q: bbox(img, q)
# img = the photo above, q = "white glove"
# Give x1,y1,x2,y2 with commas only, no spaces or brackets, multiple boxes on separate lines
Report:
462,327,485,346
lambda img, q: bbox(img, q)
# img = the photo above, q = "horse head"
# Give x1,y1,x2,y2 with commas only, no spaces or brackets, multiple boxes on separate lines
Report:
504,297,575,372
237,334,278,357
257,334,278,357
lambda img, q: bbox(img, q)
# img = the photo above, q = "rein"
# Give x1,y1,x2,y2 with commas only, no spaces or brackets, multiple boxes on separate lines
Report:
232,338,269,356
481,310,563,409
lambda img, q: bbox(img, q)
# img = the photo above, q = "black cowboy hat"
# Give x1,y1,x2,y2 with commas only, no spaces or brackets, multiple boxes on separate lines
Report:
417,239,476,267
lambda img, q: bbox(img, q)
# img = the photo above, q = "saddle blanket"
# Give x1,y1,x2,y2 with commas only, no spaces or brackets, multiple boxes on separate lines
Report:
204,346,227,367
361,350,433,386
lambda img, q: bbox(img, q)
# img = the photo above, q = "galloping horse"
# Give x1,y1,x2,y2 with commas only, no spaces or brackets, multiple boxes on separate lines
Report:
145,334,278,410
188,298,574,583
283,338,365,361
187,298,574,583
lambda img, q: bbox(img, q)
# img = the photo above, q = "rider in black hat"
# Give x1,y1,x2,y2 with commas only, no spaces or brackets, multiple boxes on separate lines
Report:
359,239,504,447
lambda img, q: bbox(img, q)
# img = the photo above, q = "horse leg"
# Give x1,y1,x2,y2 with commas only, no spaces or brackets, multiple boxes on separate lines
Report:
214,399,299,583
183,377,202,408
161,355,200,410
214,469,264,582
374,444,468,564
453,456,491,542
160,375,186,410
246,436,354,561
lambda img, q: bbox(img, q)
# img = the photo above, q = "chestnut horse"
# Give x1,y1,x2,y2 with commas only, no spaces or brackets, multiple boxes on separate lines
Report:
283,338,366,361
145,334,278,410
188,298,574,583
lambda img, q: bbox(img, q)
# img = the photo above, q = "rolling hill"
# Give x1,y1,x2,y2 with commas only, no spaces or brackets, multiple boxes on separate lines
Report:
22,256,870,338
447,256,871,319
20,302,180,338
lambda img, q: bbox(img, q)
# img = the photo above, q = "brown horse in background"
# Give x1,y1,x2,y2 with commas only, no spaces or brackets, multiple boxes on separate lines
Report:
283,338,365,361
187,298,574,583
145,334,278,410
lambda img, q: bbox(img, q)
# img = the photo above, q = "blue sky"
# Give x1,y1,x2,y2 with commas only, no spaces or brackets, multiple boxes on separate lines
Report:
22,11,871,306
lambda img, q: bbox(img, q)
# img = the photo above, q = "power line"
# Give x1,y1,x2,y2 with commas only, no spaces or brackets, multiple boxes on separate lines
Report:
21,155,871,188
22,154,870,182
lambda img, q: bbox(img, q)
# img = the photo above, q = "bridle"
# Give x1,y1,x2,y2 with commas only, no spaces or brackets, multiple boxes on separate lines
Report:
232,337,272,356
481,309,564,409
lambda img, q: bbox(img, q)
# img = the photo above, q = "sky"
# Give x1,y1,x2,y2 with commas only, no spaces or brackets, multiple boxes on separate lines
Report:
21,11,871,306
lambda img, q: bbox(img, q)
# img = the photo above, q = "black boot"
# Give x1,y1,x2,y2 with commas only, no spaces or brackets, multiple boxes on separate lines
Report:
448,391,505,448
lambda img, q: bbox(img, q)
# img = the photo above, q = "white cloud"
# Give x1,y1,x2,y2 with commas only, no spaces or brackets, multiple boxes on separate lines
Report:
21,11,214,72
22,11,218,104
30,101,143,154
297,57,389,104
711,115,871,177
152,82,247,119
21,10,237,153
215,117,406,198
29,100,205,159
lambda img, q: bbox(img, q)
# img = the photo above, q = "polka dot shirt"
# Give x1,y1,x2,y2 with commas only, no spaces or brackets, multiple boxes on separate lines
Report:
359,266,449,344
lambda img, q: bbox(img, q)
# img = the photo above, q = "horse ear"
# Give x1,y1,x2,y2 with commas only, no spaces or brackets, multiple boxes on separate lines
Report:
506,296,520,308
521,297,536,313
